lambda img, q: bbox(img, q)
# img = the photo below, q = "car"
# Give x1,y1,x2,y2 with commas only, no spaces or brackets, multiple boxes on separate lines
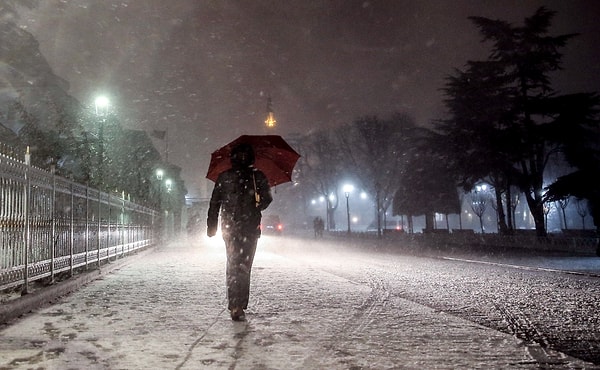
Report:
261,215,283,235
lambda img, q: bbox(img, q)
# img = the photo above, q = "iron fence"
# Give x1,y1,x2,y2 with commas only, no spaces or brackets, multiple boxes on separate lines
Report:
0,152,158,293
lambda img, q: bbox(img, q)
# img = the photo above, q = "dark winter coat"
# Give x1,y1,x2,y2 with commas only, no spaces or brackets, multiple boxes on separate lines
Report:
207,167,272,238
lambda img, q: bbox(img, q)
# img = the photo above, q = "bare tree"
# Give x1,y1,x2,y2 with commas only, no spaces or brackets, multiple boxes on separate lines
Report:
336,113,420,236
296,130,342,230
576,199,589,230
470,187,490,233
555,198,570,230
543,201,553,231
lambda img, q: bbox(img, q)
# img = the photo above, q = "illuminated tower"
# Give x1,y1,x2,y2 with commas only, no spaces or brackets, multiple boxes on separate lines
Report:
265,96,276,128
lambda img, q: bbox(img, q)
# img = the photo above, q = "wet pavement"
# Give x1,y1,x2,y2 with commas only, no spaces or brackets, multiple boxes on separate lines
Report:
1,235,599,369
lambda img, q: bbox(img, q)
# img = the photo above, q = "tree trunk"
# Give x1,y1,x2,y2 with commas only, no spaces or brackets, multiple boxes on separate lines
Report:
327,208,336,231
505,186,514,232
424,212,435,232
561,208,568,230
525,193,547,236
494,188,509,234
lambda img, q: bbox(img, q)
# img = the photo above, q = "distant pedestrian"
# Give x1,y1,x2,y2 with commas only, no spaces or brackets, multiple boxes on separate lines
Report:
313,216,324,238
207,143,273,321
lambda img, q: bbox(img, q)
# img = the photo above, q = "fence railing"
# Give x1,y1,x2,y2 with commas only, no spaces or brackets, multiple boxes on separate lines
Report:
0,151,158,293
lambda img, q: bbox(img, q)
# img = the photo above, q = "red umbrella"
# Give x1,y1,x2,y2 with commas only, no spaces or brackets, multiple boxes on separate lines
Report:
206,135,300,187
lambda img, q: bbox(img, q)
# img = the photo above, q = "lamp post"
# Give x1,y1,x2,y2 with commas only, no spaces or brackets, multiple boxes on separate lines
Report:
94,96,110,190
156,169,164,240
156,168,164,207
165,179,173,240
343,184,354,234
328,193,335,231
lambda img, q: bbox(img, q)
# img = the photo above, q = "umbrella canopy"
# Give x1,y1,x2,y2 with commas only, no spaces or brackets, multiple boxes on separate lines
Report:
206,135,300,187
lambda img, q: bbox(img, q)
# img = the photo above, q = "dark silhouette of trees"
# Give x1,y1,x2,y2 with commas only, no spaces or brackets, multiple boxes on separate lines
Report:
0,8,183,208
437,59,516,234
296,130,342,230
437,7,598,236
543,93,600,254
392,131,461,233
336,114,419,235
0,11,81,170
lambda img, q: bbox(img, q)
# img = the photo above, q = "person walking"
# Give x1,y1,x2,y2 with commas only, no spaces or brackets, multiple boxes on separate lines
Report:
313,216,324,238
207,143,273,321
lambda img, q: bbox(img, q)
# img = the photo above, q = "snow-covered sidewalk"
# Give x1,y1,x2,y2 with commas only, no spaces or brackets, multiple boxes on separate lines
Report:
0,236,595,369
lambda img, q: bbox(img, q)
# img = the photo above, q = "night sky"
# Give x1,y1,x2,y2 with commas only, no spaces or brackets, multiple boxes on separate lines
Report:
17,1,600,198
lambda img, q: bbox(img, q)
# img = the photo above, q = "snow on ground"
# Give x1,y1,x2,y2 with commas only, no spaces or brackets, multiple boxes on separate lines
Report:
0,234,597,369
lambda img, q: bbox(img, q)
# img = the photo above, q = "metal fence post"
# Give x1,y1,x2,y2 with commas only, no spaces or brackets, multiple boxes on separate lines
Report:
51,166,56,282
120,191,125,257
85,186,89,270
108,193,112,261
97,190,101,268
22,150,31,295
69,183,74,277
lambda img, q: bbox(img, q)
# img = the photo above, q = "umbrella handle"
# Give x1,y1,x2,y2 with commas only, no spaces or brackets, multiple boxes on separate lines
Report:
253,173,260,207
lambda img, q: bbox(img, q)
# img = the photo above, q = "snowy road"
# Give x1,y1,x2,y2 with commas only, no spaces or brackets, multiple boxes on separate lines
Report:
1,235,599,369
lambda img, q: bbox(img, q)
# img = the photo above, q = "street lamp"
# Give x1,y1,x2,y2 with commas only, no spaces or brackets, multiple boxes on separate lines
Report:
328,193,335,231
165,178,173,208
156,169,164,208
343,184,354,234
164,179,173,240
155,169,164,241
95,96,110,115
94,96,110,190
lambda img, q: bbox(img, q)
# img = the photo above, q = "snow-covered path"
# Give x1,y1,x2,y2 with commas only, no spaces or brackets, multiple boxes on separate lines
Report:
1,235,597,369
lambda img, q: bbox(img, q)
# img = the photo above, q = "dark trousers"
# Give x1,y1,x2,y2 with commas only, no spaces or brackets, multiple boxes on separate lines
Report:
224,233,258,310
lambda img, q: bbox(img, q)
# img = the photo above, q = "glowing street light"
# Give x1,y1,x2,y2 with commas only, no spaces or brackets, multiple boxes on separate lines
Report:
94,96,110,115
156,168,164,208
164,178,174,240
343,184,354,234
475,184,488,192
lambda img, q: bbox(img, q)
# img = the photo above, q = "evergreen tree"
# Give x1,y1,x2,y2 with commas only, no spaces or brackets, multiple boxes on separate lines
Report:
438,7,595,236
543,93,600,254
392,131,461,233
